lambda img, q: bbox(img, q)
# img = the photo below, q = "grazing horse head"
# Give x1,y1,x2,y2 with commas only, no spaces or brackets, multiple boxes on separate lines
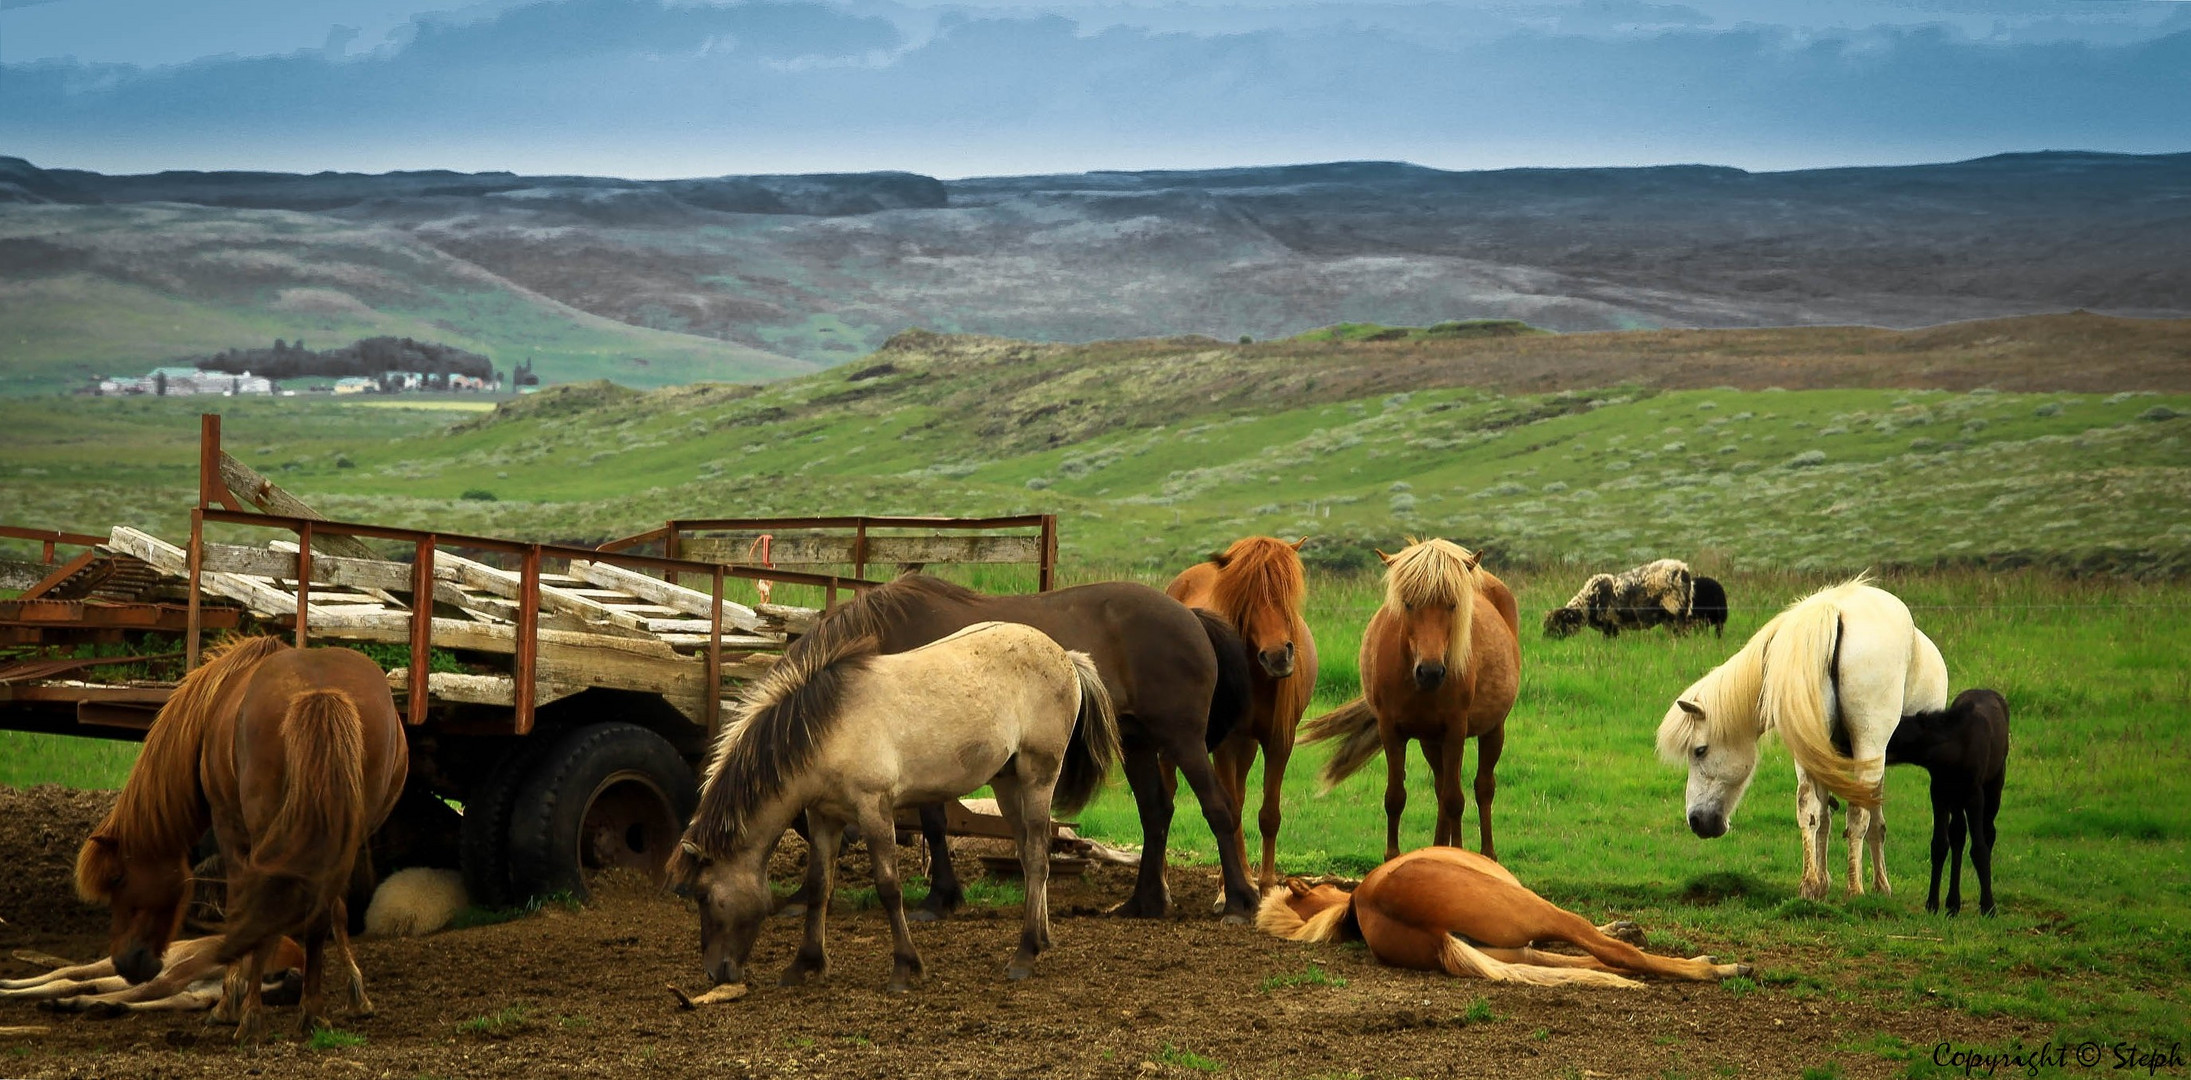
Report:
74,834,190,985
1377,538,1482,692
669,841,776,987
1205,536,1309,679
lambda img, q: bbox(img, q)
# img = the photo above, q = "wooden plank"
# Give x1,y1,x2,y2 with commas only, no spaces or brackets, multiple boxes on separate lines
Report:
217,453,384,561
655,633,790,649
566,559,763,632
383,668,584,708
680,534,1042,566
640,617,785,639
755,603,821,635
108,527,322,619
433,550,654,635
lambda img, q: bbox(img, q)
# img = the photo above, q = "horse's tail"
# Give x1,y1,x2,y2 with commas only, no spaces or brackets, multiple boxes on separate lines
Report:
1437,935,1643,989
1256,888,1358,943
1053,651,1120,815
1766,608,1884,810
260,688,370,874
1195,609,1253,751
1301,698,1382,793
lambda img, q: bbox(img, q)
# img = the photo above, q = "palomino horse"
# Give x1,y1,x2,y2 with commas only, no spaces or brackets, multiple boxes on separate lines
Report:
1301,539,1521,861
668,622,1119,991
1166,536,1318,894
1655,576,1947,901
3,935,304,1015
774,573,1257,920
1259,847,1751,987
74,636,407,1041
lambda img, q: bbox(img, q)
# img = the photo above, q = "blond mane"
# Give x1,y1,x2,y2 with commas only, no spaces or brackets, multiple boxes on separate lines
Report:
1206,537,1308,645
1382,538,1481,671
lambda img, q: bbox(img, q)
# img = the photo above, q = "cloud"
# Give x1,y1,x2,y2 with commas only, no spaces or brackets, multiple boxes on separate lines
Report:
2,0,2185,176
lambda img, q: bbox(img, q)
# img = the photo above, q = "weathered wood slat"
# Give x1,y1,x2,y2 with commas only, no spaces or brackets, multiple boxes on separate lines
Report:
640,616,785,638
680,534,1041,566
383,668,584,708
755,603,821,635
107,527,323,619
565,560,763,632
656,633,792,650
308,609,715,717
433,550,655,635
217,453,384,562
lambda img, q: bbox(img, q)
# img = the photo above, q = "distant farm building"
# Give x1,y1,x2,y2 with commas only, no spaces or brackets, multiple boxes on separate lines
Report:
96,367,273,396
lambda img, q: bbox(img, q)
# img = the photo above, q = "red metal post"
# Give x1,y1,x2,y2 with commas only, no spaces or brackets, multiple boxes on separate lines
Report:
706,565,725,740
408,537,434,726
853,520,869,582
1039,514,1057,592
198,414,221,509
513,545,541,735
293,520,313,647
185,509,205,670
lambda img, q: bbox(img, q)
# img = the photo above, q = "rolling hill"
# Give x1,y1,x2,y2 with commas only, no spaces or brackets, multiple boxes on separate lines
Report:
4,314,2187,578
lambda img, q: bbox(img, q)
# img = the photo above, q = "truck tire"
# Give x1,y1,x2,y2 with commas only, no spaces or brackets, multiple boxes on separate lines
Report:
504,722,698,903
460,741,552,910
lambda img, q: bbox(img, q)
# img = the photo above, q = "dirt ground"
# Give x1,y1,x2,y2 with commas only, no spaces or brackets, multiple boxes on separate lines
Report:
0,785,2036,1079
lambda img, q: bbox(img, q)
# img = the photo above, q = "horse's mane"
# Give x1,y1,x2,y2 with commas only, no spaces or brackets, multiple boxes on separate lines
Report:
1383,538,1480,671
790,573,980,662
678,630,881,866
1654,574,1885,806
1205,537,1307,640
1256,884,1358,943
79,636,288,899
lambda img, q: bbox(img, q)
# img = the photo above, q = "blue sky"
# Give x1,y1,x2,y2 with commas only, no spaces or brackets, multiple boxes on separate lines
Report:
2,0,2187,177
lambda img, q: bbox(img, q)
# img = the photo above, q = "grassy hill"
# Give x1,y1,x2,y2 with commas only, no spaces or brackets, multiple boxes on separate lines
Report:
0,204,815,394
3,313,2187,578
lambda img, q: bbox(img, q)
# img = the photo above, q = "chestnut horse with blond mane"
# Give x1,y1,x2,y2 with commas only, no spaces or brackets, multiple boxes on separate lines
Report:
1301,539,1520,861
1259,846,1751,987
74,636,406,1041
1166,536,1318,894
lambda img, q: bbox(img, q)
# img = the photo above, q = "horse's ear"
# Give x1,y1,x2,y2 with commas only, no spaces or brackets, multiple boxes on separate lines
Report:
1374,549,1395,565
1290,536,1309,551
1677,699,1705,718
1286,878,1312,897
1463,549,1482,571
1209,551,1231,568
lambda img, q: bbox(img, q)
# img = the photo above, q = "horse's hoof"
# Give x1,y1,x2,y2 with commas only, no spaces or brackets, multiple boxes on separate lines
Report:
1220,912,1250,927
1605,921,1646,945
1005,964,1034,982
1108,898,1168,919
1733,964,1753,978
907,909,943,924
884,979,914,994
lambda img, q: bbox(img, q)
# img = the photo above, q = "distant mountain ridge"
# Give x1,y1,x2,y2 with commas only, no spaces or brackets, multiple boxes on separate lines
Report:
2,150,2188,392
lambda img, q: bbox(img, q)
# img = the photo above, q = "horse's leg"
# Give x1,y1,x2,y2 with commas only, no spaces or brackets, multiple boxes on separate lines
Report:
232,941,277,1044
856,797,923,993
295,921,330,1034
1256,732,1293,893
782,814,841,985
778,813,818,916
1428,736,1463,850
1534,909,1750,982
1977,774,2004,916
1925,775,1951,914
1842,801,1873,897
910,802,962,923
1208,736,1253,911
1382,731,1410,862
1866,799,1891,896
1161,726,1257,920
1794,771,1831,901
1115,736,1174,918
330,900,372,1016
992,771,1055,980
1474,726,1505,861
1944,797,1969,917
209,959,248,1026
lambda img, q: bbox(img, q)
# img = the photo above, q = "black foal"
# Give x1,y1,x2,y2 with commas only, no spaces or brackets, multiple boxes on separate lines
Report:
1886,688,2010,916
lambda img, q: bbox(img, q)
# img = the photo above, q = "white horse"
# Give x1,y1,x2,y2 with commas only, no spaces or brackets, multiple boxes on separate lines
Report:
1655,576,1947,900
667,621,1118,992
1,935,301,1015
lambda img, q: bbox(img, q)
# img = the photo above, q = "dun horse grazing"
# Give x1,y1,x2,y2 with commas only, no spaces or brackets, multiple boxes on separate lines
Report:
1259,847,1750,987
73,636,407,1041
774,573,1257,920
668,622,1119,992
1884,688,2010,916
2,936,304,1016
1301,539,1521,861
1655,576,1947,901
1166,536,1318,893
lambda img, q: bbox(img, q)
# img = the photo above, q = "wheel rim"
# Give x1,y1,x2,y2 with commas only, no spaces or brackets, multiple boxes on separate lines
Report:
578,769,680,883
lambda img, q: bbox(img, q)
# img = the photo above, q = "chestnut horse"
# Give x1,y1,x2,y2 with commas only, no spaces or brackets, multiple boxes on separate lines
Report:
1259,847,1751,987
1166,536,1318,893
74,636,407,1041
1301,539,1520,861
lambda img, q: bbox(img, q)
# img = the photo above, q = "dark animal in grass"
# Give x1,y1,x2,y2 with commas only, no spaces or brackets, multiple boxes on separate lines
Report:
769,573,1258,921
1684,576,1728,637
1884,689,2010,916
1543,559,1694,639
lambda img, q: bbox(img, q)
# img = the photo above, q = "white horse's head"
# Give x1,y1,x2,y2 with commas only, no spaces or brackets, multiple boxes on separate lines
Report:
1656,662,1766,839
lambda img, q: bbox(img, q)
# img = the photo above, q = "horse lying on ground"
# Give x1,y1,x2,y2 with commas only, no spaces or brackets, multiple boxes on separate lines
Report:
73,636,408,1041
1543,559,1695,639
1883,689,2010,916
1656,575,1947,901
1,936,303,1015
363,867,470,938
669,621,1120,992
1259,847,1751,987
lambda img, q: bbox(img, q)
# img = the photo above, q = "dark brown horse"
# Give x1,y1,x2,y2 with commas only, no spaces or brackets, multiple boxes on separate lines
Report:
75,637,407,1042
1166,536,1318,894
1301,539,1521,862
779,574,1259,919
